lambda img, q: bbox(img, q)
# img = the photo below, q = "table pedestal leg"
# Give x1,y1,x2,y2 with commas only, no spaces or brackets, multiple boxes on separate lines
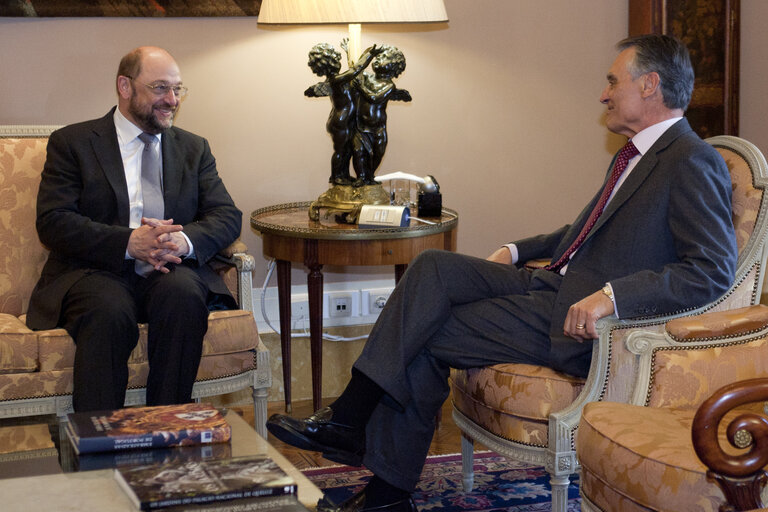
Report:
395,263,407,284
276,260,292,413
305,240,324,412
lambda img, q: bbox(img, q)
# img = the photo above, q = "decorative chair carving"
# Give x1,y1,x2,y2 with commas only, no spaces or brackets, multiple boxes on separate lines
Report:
0,126,271,438
450,135,768,512
693,377,768,512
577,305,768,511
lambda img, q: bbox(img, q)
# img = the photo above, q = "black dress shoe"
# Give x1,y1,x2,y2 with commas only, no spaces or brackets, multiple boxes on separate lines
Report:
266,406,365,466
317,488,417,512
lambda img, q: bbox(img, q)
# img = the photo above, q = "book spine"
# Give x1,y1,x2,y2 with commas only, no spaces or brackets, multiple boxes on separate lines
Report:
145,484,298,510
76,425,231,454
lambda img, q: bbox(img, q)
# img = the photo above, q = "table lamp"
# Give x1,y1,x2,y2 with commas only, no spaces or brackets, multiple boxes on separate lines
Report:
258,0,448,222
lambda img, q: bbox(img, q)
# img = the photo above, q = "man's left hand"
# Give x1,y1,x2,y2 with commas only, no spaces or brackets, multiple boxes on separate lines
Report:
563,290,615,342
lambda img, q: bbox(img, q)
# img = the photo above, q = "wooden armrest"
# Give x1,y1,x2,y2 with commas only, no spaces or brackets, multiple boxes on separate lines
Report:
692,378,768,511
666,304,768,341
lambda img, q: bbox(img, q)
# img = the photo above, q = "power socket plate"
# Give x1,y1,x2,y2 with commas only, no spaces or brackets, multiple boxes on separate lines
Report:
329,293,353,318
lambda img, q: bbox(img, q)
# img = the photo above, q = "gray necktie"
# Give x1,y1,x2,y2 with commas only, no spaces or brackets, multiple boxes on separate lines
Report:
136,132,164,276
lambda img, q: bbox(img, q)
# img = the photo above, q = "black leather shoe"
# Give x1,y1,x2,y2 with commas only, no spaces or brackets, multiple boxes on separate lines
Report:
266,406,365,466
317,488,417,512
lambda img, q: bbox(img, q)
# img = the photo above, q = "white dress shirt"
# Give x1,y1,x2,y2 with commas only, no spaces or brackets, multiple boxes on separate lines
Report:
114,108,194,259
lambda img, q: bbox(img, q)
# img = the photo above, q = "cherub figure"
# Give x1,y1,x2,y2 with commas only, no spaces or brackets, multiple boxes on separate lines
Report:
305,40,383,185
351,45,411,186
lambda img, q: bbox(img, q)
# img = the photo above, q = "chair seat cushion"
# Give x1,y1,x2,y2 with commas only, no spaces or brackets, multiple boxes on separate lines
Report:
450,364,585,446
30,309,257,372
0,310,258,400
577,400,764,512
0,313,38,373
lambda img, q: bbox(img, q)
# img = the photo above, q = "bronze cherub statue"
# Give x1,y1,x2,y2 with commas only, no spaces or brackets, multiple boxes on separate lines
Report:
306,40,411,222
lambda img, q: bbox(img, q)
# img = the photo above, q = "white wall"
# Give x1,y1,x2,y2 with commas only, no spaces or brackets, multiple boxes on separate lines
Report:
2,0,765,289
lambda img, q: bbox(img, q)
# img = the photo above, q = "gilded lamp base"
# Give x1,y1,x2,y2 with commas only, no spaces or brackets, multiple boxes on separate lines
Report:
309,183,390,223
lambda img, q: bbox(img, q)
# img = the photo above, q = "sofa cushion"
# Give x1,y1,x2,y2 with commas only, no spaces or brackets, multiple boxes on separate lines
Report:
451,364,585,447
0,313,38,373
578,400,765,512
0,137,49,319
32,309,257,373
0,370,71,401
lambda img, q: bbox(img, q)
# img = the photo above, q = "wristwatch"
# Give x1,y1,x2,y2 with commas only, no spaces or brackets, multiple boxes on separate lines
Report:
602,284,613,301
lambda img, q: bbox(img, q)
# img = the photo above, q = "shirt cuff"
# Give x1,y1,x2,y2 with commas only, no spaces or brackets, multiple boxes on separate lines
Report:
180,232,195,259
503,243,519,264
605,282,618,319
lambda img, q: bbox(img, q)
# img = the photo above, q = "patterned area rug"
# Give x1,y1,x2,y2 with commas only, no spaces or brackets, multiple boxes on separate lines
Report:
302,452,581,511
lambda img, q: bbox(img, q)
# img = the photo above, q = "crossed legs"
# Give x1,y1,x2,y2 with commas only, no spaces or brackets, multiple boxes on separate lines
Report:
268,249,560,510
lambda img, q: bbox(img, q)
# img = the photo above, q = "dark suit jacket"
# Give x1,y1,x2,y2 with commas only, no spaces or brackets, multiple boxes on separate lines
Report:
514,119,737,377
27,108,243,330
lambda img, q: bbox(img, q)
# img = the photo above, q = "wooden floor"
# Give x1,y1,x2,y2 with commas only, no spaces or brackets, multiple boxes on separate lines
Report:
233,397,477,471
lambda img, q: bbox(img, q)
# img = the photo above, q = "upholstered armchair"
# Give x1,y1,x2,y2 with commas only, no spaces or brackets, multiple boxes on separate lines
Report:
0,126,271,438
577,306,768,511
450,135,768,512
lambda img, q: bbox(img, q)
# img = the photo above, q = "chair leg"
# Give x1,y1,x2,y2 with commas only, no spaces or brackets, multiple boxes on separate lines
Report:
460,432,475,491
549,474,570,512
252,385,269,439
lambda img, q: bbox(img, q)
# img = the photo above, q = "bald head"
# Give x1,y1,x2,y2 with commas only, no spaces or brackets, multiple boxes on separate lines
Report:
116,46,179,93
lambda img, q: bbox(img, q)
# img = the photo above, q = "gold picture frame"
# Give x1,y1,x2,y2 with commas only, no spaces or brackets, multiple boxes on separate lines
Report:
0,0,261,17
629,0,740,138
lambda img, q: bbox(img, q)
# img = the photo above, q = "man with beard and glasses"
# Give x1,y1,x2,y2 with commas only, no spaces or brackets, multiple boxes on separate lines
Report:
26,46,242,412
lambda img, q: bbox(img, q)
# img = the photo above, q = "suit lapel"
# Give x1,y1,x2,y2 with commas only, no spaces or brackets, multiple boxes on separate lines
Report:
160,127,182,218
588,119,692,235
90,109,131,226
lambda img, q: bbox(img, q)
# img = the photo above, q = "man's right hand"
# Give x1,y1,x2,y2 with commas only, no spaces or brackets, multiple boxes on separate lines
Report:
127,218,184,273
487,247,513,264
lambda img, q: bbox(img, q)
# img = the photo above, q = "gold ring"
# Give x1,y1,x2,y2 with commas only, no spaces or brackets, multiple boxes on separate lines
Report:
576,324,585,329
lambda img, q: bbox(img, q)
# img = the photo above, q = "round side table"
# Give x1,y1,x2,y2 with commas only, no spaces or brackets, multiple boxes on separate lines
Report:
251,202,459,412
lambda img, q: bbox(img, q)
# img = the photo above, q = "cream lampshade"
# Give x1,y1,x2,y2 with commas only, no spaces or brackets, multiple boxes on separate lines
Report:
258,0,448,62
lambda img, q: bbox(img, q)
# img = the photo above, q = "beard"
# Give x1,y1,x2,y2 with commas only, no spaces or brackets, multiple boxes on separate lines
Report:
128,91,177,134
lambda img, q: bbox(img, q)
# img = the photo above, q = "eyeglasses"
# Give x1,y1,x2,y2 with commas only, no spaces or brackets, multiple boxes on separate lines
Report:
126,76,188,98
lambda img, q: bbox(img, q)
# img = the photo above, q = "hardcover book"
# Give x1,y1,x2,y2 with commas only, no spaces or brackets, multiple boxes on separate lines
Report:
65,403,231,454
164,494,310,511
62,438,233,472
114,455,297,510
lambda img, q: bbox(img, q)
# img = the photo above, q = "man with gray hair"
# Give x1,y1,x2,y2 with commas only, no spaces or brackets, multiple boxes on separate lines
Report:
269,34,737,512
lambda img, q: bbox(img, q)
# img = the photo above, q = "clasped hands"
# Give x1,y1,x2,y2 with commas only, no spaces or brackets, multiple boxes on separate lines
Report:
486,247,614,342
127,217,189,274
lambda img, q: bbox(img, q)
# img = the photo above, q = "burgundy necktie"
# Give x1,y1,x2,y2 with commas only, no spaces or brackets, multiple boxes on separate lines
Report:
546,140,640,273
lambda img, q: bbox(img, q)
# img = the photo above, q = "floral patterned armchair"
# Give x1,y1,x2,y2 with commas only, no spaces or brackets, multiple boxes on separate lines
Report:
0,126,271,437
578,306,768,511
450,135,768,512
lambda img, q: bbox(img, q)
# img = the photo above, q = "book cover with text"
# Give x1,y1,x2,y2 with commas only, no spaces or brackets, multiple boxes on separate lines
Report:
66,403,231,454
115,455,297,510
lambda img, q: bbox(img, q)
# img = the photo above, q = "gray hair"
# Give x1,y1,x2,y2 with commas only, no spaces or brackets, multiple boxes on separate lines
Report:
617,34,695,111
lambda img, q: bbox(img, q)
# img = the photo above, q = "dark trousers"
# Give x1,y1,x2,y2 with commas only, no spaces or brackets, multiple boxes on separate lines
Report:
61,262,209,412
354,249,562,490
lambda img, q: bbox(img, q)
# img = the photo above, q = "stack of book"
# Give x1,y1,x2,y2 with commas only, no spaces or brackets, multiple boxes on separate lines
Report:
64,403,308,511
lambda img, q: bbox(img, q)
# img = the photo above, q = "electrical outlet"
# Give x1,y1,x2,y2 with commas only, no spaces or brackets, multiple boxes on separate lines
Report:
365,288,392,315
291,300,308,318
290,295,309,329
329,293,353,318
